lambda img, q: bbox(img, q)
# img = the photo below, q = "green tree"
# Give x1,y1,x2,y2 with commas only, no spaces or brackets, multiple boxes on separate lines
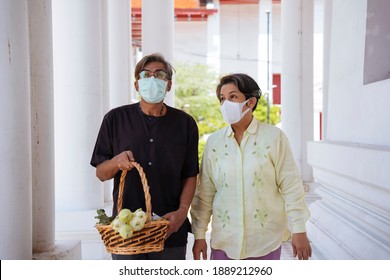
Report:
174,62,281,163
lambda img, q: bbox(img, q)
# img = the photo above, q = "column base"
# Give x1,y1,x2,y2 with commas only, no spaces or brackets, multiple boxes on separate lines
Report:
55,204,112,260
32,240,81,260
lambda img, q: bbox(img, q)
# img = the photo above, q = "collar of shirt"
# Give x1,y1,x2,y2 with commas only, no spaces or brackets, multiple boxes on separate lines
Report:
226,117,259,138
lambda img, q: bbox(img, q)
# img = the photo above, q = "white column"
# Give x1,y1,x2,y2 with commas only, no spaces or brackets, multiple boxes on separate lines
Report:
28,0,55,253
52,0,104,211
101,0,112,204
101,0,110,116
321,0,332,141
207,3,220,73
142,0,175,106
281,0,313,182
258,0,272,98
103,0,132,202
108,0,132,110
301,0,314,182
0,0,32,259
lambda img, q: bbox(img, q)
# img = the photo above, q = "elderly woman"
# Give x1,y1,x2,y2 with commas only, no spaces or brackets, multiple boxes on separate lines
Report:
190,73,311,260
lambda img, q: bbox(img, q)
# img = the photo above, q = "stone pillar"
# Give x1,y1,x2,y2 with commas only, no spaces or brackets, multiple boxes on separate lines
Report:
142,0,175,106
321,0,332,141
108,0,132,110
258,0,272,99
206,2,220,73
52,0,104,211
0,0,32,259
103,0,133,203
28,0,56,253
281,0,314,182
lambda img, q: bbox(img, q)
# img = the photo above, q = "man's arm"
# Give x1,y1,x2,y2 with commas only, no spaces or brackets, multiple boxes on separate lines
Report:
96,150,135,181
163,176,197,237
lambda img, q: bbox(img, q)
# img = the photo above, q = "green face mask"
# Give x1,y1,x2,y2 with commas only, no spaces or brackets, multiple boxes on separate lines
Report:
138,77,167,104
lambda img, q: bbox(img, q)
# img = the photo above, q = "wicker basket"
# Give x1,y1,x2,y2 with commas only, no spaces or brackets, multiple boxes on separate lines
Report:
96,161,169,255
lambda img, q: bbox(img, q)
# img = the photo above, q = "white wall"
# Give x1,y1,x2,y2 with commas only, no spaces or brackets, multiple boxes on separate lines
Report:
307,0,390,259
327,0,390,146
175,21,208,64
219,4,259,78
174,2,284,88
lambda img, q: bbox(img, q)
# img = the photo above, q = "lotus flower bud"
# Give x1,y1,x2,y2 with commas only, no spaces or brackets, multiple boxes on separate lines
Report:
119,224,133,239
118,209,133,223
134,210,148,223
130,216,146,231
111,217,123,232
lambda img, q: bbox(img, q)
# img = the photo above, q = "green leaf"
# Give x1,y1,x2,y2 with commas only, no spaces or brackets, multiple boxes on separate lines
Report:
94,209,115,225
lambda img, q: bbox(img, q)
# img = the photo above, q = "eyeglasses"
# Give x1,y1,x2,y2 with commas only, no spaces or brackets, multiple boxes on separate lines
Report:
139,70,167,80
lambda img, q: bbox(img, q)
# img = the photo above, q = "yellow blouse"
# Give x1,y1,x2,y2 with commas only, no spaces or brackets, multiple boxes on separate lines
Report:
190,118,309,259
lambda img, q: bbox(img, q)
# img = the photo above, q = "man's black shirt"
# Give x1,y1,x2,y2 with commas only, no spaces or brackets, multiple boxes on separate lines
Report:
91,102,199,247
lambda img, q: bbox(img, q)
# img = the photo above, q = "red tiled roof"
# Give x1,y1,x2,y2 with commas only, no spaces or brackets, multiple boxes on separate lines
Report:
219,0,259,4
132,0,199,9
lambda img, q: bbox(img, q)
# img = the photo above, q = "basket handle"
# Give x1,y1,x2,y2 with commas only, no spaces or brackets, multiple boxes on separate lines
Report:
116,161,152,222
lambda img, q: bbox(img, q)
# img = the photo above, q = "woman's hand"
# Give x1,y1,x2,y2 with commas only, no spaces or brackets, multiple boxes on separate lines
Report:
193,239,208,260
292,232,312,260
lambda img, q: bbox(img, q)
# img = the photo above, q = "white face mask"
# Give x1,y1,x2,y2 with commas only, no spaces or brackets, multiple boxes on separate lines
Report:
138,77,167,104
220,99,250,124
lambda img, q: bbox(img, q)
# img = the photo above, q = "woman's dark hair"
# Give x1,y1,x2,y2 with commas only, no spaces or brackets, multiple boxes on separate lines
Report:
134,53,175,80
216,73,262,111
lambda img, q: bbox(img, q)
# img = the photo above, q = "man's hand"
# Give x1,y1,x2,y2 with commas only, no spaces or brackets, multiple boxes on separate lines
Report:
115,150,135,170
292,232,312,260
96,150,135,181
163,206,188,239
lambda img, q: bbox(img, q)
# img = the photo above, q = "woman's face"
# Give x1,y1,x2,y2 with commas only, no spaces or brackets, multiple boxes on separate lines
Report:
219,83,246,104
